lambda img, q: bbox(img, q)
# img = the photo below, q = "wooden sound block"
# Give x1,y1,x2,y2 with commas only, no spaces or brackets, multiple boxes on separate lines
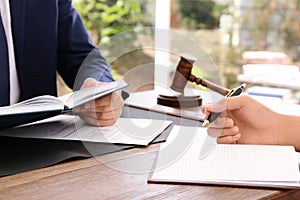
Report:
157,94,202,108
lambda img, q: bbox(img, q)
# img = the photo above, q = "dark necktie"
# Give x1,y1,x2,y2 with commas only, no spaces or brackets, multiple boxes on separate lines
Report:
0,14,10,106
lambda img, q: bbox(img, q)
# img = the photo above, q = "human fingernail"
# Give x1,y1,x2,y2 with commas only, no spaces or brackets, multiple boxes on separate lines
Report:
233,133,241,139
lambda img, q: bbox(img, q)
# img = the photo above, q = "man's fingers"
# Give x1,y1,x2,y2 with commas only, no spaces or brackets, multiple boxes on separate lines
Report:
93,91,124,108
75,92,124,113
77,100,124,113
79,115,117,127
76,106,123,126
77,79,125,127
81,78,98,89
78,108,122,121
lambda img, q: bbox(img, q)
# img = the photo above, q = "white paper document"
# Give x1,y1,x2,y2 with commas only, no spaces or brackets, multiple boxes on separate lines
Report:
149,125,300,189
0,115,172,146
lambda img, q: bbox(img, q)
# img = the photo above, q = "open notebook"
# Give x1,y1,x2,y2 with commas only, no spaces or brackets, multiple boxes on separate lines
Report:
148,125,300,189
0,79,128,129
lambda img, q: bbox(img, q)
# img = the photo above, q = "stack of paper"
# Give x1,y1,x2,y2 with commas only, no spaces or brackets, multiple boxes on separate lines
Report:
0,115,172,146
148,125,300,189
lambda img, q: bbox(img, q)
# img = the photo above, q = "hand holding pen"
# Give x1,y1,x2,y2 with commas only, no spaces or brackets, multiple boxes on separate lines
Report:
202,83,246,127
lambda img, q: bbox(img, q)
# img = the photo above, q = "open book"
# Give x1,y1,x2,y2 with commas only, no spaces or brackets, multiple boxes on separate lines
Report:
148,125,300,189
0,79,128,130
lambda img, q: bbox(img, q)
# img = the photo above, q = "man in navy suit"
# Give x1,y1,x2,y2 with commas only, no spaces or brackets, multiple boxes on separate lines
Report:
0,0,125,126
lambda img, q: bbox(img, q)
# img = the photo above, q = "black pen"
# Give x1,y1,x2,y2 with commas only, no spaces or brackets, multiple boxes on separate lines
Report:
202,83,246,127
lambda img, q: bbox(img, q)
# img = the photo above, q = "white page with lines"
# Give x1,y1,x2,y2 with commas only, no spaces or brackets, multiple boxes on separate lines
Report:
151,125,300,184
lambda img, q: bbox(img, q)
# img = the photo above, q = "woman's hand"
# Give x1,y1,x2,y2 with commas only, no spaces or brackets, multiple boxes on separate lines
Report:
204,95,283,145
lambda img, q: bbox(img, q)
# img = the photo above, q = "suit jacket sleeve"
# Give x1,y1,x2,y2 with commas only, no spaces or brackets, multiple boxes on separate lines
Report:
56,0,114,91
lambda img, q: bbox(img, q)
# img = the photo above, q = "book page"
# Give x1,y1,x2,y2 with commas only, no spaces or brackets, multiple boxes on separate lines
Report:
0,95,64,115
0,115,172,146
151,125,300,185
62,79,128,109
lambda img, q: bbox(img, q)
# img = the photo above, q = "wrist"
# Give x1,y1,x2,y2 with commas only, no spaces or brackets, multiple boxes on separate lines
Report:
276,114,300,151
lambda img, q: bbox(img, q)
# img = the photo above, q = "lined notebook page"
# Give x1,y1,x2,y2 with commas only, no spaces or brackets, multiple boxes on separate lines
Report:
151,125,300,184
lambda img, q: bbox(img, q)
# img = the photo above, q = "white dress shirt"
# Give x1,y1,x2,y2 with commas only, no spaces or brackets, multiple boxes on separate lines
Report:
0,0,20,105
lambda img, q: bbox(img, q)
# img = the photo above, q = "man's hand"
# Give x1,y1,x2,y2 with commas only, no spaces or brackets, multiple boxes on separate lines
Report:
74,78,125,127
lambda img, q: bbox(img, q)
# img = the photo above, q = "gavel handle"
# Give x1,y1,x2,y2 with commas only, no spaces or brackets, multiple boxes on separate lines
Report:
188,75,231,96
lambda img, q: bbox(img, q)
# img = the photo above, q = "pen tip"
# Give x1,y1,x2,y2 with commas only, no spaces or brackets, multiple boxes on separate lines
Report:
202,120,210,127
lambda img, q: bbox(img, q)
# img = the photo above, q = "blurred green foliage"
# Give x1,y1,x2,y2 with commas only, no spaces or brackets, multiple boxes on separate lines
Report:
73,0,146,45
73,0,153,80
178,0,222,29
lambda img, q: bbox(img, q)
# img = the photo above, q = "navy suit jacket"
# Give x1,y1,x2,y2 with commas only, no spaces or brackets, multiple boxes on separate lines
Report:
10,0,114,101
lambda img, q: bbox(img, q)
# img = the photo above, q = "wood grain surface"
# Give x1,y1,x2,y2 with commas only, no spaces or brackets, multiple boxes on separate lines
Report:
0,143,299,200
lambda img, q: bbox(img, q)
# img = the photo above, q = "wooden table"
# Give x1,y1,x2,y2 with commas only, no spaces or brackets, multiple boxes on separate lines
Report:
0,142,300,200
1,90,300,199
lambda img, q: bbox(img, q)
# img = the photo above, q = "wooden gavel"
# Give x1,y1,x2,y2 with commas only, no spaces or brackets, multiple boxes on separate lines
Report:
170,54,230,96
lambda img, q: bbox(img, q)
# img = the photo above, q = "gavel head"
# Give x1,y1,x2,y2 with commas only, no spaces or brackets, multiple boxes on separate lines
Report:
170,54,197,93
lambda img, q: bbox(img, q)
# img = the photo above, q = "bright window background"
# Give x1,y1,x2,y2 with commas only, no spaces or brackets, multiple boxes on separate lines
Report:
57,0,300,97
